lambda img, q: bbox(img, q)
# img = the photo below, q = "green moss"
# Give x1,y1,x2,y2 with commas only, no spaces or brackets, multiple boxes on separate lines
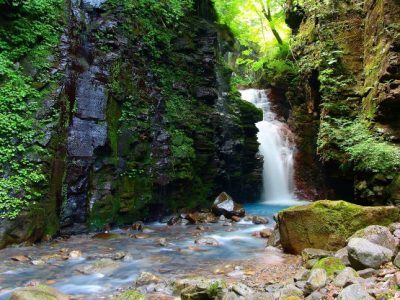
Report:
106,97,121,165
278,200,400,254
312,257,345,276
115,290,146,300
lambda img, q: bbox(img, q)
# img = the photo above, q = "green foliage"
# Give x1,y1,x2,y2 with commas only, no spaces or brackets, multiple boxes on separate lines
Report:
170,130,195,180
106,0,193,57
213,0,291,83
0,0,64,218
318,118,400,174
206,280,226,298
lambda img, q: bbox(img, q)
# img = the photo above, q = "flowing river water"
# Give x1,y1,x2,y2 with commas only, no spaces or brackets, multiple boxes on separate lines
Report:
0,90,305,299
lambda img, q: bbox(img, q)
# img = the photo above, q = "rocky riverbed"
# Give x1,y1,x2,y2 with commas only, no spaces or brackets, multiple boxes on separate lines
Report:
0,202,302,299
3,200,400,300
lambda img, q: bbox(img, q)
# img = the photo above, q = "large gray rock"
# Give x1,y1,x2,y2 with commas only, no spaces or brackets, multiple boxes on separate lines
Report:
335,247,350,266
350,225,397,252
393,252,400,268
337,284,373,300
305,268,327,293
211,192,245,218
347,238,393,269
334,267,359,287
306,291,324,300
278,284,303,299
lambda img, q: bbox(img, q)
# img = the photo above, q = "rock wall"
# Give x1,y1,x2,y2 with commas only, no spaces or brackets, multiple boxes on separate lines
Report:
0,0,262,246
284,0,400,204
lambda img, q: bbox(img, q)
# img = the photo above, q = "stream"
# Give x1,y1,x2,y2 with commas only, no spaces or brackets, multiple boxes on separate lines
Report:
0,203,298,299
0,89,306,299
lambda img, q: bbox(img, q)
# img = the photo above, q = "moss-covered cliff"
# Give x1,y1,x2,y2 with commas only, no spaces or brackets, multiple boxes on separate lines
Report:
0,0,262,246
283,0,400,205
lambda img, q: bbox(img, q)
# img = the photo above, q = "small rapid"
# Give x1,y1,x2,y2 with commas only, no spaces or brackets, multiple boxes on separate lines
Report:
240,89,298,205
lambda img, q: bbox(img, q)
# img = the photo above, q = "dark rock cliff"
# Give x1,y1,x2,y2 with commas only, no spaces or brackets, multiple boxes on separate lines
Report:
0,0,262,246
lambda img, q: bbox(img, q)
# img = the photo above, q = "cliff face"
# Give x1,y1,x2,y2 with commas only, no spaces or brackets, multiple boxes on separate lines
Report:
0,0,262,246
285,0,400,204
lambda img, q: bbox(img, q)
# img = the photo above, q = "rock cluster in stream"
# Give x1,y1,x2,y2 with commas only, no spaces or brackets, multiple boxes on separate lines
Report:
9,200,400,299
162,192,267,227
13,219,400,300
108,223,400,300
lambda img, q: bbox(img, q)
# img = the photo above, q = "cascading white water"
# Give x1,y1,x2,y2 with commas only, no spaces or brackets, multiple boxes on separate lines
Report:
240,89,297,204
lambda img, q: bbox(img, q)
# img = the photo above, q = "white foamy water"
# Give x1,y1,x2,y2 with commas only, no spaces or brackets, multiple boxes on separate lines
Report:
240,89,297,205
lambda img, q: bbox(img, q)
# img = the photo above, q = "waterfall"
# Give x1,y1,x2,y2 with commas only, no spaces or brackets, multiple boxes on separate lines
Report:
240,89,297,204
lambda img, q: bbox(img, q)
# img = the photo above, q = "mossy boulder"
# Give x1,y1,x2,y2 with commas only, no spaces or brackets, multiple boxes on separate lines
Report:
10,284,69,300
312,257,346,277
277,200,400,254
175,277,227,300
114,290,145,300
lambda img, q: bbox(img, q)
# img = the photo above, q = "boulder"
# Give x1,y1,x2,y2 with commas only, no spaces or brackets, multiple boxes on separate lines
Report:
312,257,346,276
334,267,359,287
350,225,397,252
393,252,400,268
75,258,120,275
302,248,334,263
277,200,400,254
278,284,303,299
335,247,350,266
252,216,268,224
10,284,69,300
0,209,45,249
294,268,310,282
306,291,324,300
211,192,245,218
115,290,146,300
175,277,226,300
231,282,254,297
337,284,373,300
136,272,161,286
305,268,327,293
195,237,219,246
132,221,144,231
357,268,377,278
347,238,393,269
260,228,273,238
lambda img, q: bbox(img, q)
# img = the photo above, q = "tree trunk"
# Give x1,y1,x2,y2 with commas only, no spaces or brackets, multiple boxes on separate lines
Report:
261,5,283,45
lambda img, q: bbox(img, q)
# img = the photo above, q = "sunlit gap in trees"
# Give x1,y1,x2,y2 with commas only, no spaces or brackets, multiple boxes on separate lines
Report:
212,0,293,84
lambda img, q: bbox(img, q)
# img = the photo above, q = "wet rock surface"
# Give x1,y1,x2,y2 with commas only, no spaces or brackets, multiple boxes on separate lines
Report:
212,192,245,218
